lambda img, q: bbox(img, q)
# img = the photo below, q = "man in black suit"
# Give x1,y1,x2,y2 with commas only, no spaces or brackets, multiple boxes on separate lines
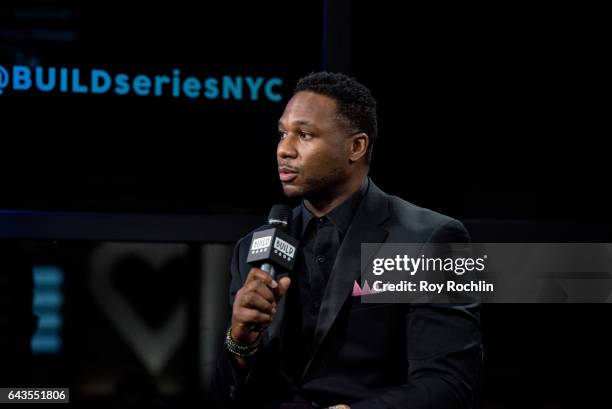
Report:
214,72,482,409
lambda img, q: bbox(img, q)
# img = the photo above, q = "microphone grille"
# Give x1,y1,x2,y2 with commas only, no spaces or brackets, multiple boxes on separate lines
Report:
267,204,292,229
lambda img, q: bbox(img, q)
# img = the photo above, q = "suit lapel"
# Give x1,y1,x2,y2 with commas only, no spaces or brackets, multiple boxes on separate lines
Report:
302,180,390,379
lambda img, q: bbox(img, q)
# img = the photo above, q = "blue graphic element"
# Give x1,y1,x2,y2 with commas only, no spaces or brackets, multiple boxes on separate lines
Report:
0,65,284,102
133,75,152,96
114,73,130,95
13,66,32,90
37,314,63,330
182,77,201,98
265,78,283,102
31,336,62,353
33,266,64,286
71,68,88,93
33,291,63,309
222,76,242,100
204,78,219,99
172,69,181,97
0,65,9,94
91,69,112,93
31,265,64,354
35,66,56,92
245,77,264,101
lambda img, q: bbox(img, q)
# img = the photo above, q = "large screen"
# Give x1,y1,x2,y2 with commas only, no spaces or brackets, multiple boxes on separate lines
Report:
1,2,322,213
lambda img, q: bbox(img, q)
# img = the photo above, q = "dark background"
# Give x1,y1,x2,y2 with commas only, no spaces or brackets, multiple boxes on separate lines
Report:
1,1,610,408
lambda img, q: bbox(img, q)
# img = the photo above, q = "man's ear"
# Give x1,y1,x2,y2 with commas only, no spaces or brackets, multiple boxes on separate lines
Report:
349,133,369,164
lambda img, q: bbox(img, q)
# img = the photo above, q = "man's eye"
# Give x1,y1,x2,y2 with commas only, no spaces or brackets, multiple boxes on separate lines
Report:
278,130,288,140
299,131,312,139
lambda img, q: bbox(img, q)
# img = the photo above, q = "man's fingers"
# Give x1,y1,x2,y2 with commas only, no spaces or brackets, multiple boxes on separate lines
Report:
245,280,276,304
241,291,276,315
275,276,291,299
246,267,278,288
235,308,273,325
244,267,290,302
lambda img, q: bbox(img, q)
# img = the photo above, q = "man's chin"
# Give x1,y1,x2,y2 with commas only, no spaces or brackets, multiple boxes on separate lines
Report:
281,183,304,198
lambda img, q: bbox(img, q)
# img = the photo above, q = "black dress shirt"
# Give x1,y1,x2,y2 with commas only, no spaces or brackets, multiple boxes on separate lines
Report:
284,178,369,381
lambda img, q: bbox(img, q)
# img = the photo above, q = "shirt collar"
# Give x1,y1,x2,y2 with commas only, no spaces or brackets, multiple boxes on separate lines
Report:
300,177,369,238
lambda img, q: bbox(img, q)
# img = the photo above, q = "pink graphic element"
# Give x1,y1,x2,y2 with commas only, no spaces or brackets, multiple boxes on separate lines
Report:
353,280,382,296
352,280,362,296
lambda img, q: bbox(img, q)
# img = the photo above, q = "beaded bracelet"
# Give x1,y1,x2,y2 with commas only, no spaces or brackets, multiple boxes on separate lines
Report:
224,326,262,358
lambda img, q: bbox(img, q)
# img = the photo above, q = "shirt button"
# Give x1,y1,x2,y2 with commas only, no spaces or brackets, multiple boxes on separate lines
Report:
313,300,320,309
316,255,325,264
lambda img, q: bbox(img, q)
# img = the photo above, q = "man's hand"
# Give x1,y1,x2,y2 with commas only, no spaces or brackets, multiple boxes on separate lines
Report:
231,267,291,346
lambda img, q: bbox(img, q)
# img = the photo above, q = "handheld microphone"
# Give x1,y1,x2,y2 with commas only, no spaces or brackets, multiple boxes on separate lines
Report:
245,205,299,332
246,204,299,280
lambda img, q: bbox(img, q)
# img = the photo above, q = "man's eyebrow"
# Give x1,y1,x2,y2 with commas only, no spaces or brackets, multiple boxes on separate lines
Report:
278,119,317,128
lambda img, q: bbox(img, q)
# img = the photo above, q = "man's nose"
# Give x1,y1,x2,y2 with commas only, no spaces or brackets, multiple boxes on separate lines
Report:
277,135,297,159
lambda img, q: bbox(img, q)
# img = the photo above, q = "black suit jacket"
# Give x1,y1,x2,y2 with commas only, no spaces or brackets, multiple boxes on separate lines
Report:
214,180,482,409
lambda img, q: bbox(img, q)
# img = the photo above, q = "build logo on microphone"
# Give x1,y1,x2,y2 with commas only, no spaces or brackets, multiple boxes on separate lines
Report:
273,238,295,261
250,236,272,254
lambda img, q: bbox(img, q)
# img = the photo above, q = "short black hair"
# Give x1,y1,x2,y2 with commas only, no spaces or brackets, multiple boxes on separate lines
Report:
294,71,378,163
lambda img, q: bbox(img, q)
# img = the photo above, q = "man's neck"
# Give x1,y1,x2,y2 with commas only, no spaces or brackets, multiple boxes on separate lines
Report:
304,175,366,218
